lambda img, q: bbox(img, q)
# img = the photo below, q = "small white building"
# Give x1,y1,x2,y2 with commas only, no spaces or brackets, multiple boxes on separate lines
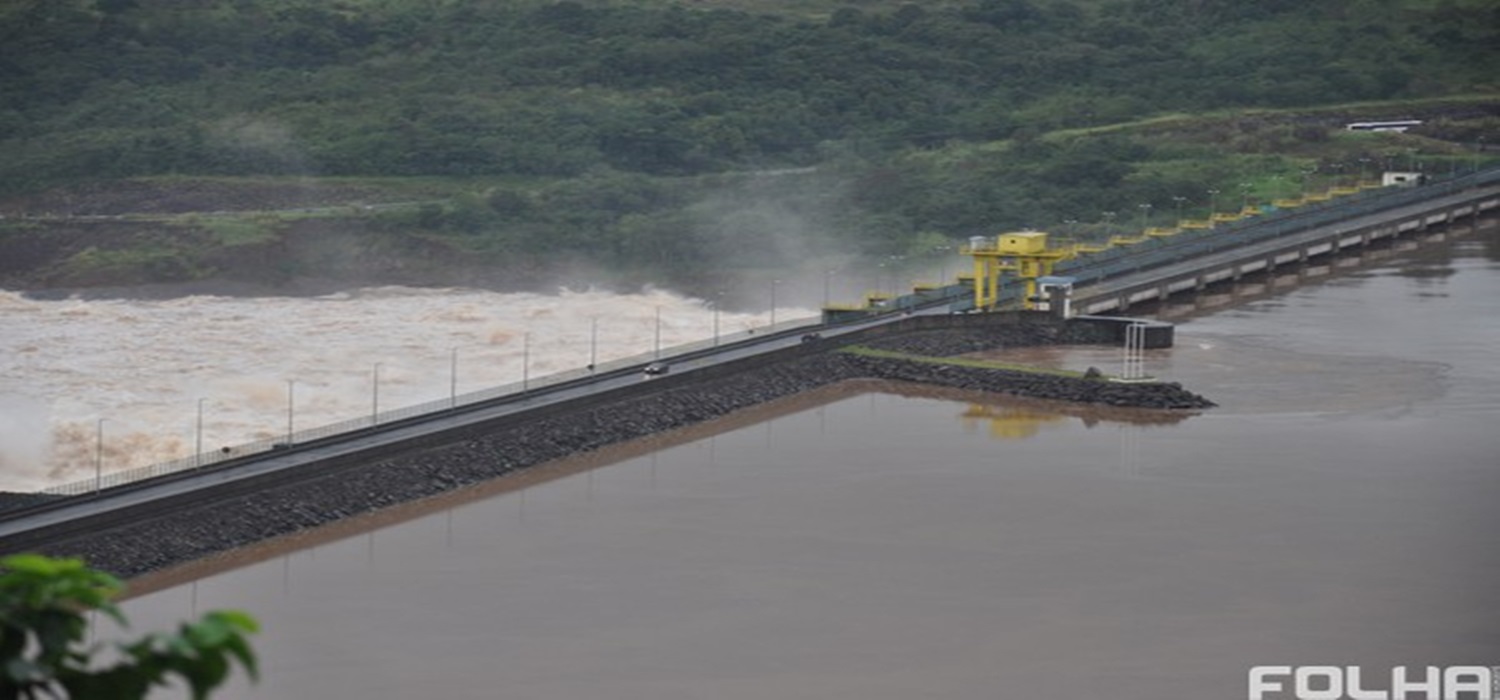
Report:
1033,276,1076,318
1382,171,1425,187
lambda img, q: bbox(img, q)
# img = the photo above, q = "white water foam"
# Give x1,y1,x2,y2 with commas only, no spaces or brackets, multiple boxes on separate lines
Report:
0,287,804,492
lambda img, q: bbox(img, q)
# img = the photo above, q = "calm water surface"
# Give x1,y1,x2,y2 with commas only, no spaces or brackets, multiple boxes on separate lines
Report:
118,221,1500,699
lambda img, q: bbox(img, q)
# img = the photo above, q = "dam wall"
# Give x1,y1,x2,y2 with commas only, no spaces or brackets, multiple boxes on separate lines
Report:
10,315,1204,578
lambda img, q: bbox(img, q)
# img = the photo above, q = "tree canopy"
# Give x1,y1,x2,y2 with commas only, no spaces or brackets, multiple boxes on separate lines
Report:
1,0,1494,190
0,1,1495,289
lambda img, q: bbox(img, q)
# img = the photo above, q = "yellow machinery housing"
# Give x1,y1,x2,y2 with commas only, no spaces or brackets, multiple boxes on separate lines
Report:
961,231,1076,311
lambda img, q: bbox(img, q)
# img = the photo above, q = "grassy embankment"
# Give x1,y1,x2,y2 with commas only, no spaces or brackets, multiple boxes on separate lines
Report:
842,346,1094,379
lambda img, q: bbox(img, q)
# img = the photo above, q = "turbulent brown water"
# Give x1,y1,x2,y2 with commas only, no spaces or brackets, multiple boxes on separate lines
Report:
88,217,1500,698
0,287,798,491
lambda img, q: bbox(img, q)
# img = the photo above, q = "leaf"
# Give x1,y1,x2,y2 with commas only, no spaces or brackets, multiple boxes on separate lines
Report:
0,554,65,577
0,556,259,700
221,635,259,682
203,610,259,635
181,653,229,700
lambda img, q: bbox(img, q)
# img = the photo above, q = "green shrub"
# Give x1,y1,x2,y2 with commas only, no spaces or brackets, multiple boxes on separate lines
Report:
0,554,258,700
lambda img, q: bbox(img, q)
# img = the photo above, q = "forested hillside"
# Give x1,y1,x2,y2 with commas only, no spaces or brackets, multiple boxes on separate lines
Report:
1,0,1497,290
4,0,1495,184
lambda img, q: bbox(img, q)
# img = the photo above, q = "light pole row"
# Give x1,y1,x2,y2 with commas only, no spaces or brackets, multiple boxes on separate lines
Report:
93,298,807,488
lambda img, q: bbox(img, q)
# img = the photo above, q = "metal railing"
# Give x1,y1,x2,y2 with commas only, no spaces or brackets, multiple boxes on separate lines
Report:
42,313,824,497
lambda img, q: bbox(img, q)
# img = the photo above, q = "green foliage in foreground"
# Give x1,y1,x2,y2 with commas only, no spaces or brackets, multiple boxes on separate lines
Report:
0,554,258,700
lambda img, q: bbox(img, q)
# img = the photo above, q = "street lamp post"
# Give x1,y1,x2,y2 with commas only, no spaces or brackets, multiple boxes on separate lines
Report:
769,280,779,329
195,398,205,467
712,291,722,347
286,379,295,445
450,347,458,408
94,418,106,493
1137,203,1152,232
589,317,598,374
372,362,382,426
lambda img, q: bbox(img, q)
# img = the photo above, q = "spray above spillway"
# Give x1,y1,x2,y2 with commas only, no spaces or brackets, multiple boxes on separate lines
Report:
0,287,812,492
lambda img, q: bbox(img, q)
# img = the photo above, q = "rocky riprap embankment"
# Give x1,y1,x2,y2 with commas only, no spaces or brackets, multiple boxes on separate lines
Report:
860,325,1074,356
0,492,64,515
846,354,1216,410
29,332,1212,578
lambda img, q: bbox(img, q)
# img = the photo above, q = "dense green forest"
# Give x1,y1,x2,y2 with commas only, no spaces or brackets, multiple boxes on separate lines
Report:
1,0,1497,288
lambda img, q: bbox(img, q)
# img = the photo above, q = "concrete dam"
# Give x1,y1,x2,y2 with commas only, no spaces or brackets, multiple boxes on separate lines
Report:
2,166,1497,579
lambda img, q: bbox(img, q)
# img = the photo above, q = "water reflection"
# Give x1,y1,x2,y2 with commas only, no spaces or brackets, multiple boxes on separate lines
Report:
1117,423,1142,480
1483,216,1500,261
121,384,1213,700
116,367,1498,700
128,379,1197,600
892,384,1198,441
960,403,1067,440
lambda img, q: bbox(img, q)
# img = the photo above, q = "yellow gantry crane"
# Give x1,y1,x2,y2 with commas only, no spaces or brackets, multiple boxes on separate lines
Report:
960,231,1076,311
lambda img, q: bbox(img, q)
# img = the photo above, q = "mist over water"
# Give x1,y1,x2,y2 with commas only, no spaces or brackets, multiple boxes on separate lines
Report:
0,287,804,491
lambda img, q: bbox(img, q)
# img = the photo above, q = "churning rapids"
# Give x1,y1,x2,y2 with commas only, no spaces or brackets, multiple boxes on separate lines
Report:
0,287,801,492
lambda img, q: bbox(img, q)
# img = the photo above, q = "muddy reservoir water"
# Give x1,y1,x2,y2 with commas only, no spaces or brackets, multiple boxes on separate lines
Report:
119,222,1500,699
